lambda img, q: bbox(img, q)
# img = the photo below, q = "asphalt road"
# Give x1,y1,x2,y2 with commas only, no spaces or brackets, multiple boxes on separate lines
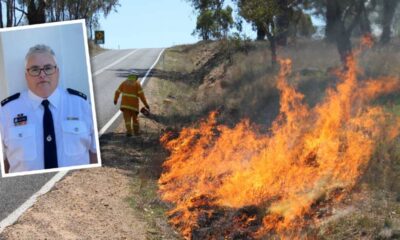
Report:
0,48,164,222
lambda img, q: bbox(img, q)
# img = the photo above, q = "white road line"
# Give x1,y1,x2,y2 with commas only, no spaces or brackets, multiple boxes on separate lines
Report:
0,48,166,234
91,50,108,60
93,49,138,76
0,170,67,233
98,111,121,136
140,48,165,85
99,48,165,136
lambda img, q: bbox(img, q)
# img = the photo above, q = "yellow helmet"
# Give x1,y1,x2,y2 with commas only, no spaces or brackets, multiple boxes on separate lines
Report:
127,70,139,80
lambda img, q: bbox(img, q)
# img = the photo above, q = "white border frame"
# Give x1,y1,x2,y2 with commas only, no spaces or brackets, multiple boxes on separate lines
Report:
0,20,102,177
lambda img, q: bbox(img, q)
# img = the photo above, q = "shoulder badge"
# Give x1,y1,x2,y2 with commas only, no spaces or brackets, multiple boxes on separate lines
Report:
67,88,87,100
1,93,20,107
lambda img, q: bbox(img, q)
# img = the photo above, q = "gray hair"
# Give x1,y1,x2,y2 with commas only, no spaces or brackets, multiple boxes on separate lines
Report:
25,44,57,67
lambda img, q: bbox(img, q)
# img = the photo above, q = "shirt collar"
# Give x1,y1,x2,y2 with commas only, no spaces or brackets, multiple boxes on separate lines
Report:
28,88,61,110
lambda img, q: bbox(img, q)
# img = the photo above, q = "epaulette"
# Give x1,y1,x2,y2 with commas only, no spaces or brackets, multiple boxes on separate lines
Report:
67,88,87,100
1,93,20,107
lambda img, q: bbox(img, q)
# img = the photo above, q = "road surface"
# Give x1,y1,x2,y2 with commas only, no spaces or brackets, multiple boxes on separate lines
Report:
0,48,164,224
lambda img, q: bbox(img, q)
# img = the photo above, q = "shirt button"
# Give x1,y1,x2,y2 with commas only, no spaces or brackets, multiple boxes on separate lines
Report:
74,127,79,132
18,133,23,138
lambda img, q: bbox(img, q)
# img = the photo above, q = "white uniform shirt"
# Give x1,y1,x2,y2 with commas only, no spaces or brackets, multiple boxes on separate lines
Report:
0,87,97,173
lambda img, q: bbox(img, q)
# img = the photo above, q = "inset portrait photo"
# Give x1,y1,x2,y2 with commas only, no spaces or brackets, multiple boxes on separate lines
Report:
0,20,101,177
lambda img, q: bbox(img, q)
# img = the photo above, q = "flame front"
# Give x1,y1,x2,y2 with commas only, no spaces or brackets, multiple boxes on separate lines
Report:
159,53,400,239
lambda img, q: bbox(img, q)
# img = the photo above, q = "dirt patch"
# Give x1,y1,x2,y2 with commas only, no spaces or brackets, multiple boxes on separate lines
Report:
88,40,107,57
1,168,147,240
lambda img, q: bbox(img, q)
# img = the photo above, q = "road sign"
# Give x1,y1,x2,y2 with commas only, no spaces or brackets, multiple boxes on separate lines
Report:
95,31,104,44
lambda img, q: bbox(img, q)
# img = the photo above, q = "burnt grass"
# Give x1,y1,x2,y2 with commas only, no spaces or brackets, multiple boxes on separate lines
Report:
166,186,346,239
169,195,264,240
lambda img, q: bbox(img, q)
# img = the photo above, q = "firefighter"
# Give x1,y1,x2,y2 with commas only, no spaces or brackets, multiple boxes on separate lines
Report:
114,72,150,136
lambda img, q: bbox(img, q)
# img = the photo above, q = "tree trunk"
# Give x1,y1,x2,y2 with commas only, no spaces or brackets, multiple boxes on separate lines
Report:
47,0,54,22
266,30,277,67
202,31,209,41
325,0,341,43
256,25,266,40
6,0,14,27
27,0,46,25
325,0,353,64
88,17,93,40
358,1,371,35
0,1,3,28
380,0,399,44
275,0,290,46
336,21,352,64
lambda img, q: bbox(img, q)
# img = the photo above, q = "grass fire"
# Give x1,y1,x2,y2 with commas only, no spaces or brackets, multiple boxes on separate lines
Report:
158,43,400,239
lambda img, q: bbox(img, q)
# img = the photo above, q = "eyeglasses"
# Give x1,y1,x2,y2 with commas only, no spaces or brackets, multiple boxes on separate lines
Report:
26,65,57,77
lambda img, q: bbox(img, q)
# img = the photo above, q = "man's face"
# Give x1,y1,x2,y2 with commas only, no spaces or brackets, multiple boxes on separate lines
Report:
25,52,59,98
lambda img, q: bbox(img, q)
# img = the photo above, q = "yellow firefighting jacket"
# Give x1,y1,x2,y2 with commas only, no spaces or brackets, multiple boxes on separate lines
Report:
114,78,149,112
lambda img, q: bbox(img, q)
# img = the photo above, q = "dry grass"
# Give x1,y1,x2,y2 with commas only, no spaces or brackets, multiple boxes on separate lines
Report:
280,40,341,71
139,38,400,239
163,41,221,74
88,40,107,57
317,189,400,239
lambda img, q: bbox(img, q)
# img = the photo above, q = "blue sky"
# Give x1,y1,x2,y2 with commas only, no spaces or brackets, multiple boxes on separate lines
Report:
97,0,256,49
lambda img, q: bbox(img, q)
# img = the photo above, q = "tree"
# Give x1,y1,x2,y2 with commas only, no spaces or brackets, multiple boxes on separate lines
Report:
0,1,3,27
0,0,120,37
256,25,266,40
392,3,400,37
6,0,15,27
195,9,214,40
26,0,46,24
357,0,372,35
235,0,281,65
325,0,353,62
46,0,119,39
325,0,340,43
287,8,315,40
275,0,291,45
322,0,374,63
380,0,400,44
216,5,234,38
189,0,234,40
302,0,375,39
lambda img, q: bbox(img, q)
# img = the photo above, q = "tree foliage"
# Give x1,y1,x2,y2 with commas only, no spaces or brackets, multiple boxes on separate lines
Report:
189,0,234,40
236,0,279,38
303,0,400,44
235,0,309,65
288,8,315,39
0,0,120,38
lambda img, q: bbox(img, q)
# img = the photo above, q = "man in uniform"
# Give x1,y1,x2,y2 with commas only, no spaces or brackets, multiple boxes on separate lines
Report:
114,72,150,136
0,44,98,174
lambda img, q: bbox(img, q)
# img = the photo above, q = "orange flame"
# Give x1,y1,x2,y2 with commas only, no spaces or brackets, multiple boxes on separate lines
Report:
360,34,375,49
159,53,400,238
